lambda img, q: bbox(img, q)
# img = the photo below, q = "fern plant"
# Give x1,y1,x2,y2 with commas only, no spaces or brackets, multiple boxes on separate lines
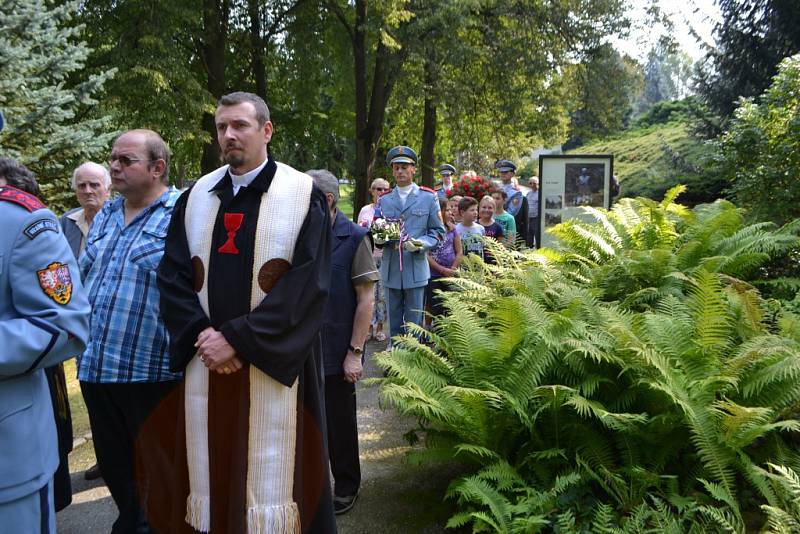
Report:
375,189,800,532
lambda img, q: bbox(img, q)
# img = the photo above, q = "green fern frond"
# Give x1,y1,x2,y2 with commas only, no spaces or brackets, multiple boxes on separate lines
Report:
445,475,513,533
686,269,734,358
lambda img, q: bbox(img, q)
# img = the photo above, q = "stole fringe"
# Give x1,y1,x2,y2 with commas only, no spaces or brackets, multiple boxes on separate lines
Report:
185,494,211,533
247,503,301,534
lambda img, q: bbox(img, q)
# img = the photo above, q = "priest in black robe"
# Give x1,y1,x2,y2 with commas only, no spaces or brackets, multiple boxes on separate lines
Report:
155,92,336,534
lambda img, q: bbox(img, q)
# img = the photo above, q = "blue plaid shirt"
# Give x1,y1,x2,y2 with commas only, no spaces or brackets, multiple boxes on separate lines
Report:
78,188,183,383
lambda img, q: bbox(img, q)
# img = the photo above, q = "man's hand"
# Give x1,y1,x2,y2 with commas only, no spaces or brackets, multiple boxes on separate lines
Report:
343,352,363,384
214,355,244,374
403,239,423,252
195,328,240,373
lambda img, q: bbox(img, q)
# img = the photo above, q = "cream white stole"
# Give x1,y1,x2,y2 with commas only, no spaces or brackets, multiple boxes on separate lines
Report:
183,162,312,533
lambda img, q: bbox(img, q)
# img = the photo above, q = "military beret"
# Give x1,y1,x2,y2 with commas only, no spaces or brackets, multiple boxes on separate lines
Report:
387,145,417,165
495,159,516,173
439,164,456,176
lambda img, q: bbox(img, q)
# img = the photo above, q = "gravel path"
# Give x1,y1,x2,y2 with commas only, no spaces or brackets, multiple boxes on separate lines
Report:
57,340,461,533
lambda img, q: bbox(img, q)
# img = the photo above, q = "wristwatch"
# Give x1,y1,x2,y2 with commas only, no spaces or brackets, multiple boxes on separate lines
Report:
348,344,364,356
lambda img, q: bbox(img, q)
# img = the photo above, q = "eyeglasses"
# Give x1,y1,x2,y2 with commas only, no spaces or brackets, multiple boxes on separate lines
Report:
108,154,149,167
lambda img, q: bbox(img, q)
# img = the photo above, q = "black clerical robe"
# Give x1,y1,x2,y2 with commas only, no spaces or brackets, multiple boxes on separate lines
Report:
156,158,336,534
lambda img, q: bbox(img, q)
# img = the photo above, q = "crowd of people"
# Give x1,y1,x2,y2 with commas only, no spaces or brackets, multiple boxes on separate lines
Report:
0,92,545,534
356,151,542,334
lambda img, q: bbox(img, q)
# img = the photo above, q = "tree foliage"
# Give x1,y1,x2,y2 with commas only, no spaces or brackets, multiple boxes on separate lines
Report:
564,44,643,147
81,0,211,188
0,0,115,211
716,54,800,225
695,0,800,130
375,188,800,531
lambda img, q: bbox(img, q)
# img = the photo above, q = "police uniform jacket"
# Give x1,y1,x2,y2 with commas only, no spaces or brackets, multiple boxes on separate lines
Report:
0,186,90,504
376,183,445,290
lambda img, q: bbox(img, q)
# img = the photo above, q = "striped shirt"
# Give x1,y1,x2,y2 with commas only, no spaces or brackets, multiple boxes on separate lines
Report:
78,188,183,383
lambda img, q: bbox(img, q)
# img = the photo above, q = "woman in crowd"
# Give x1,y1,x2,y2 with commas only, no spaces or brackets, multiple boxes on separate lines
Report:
357,177,391,341
426,198,463,324
478,195,504,264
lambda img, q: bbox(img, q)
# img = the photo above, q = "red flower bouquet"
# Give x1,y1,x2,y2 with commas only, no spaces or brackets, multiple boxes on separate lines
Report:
449,174,494,199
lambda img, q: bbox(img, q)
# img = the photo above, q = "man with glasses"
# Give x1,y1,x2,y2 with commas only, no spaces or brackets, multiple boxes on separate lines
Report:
78,129,182,533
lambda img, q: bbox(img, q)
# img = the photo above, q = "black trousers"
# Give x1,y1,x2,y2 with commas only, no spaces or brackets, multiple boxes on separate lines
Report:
81,380,180,534
324,374,361,497
526,217,540,248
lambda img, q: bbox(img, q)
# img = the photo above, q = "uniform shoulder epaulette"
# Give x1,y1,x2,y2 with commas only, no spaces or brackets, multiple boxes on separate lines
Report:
0,185,45,212
419,186,436,194
379,188,393,197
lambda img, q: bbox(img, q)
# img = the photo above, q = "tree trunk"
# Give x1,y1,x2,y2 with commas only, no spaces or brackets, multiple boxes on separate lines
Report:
349,1,403,217
352,0,369,218
200,0,229,174
420,51,437,188
248,0,267,101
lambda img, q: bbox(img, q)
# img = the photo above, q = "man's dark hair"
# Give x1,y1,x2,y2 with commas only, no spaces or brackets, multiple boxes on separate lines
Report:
458,196,478,213
218,92,271,126
0,157,41,197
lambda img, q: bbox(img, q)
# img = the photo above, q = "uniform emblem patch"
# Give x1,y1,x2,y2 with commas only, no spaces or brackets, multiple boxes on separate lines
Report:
37,262,73,305
24,218,59,239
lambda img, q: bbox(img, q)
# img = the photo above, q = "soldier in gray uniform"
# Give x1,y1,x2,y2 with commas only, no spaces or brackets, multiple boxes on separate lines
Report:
0,147,91,532
375,146,445,340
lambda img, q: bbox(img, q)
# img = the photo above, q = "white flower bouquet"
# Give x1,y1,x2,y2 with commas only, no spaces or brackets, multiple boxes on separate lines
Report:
371,217,402,243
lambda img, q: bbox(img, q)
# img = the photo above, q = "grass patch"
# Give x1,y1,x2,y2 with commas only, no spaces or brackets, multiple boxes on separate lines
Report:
570,121,723,205
64,358,91,440
64,358,97,470
339,183,355,218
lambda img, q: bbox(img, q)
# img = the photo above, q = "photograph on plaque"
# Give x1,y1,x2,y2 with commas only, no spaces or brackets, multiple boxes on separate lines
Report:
537,154,613,249
565,163,605,207
544,212,562,227
545,195,563,210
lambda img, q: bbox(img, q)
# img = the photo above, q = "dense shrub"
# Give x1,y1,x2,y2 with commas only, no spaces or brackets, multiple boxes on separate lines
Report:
631,97,704,129
717,54,800,225
376,187,800,532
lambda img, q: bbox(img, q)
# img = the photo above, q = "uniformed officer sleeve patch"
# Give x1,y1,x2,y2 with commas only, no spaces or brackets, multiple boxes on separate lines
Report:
37,262,73,305
24,218,59,239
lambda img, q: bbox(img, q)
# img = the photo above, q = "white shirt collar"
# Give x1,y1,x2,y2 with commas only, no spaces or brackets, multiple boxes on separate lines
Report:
229,158,268,195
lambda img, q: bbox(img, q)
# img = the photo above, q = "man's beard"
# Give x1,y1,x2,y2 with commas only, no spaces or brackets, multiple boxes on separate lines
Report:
224,150,245,168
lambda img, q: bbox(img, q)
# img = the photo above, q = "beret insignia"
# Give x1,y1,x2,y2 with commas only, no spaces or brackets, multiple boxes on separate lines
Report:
37,262,73,305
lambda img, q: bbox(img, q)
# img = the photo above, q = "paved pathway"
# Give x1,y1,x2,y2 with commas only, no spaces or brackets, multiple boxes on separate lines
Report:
57,340,462,533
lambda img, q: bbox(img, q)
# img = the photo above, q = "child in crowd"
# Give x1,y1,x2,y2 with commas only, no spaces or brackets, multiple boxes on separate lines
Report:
426,198,463,322
456,196,485,260
448,195,463,224
491,189,516,246
478,195,504,264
